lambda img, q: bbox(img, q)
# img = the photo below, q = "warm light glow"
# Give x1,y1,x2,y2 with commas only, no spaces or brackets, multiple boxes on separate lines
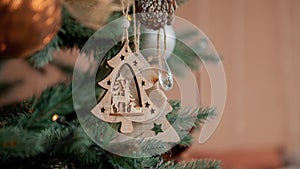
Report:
46,4,55,16
0,0,61,58
9,0,23,11
43,35,52,44
31,0,51,12
0,43,6,52
127,15,132,21
2,0,11,5
32,13,41,22
52,114,59,122
46,17,54,25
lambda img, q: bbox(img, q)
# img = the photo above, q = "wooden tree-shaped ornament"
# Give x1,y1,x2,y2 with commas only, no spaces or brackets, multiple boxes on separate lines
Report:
91,42,179,142
92,42,160,132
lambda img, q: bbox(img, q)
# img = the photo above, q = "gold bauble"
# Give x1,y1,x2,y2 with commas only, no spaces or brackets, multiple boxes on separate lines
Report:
63,0,132,29
0,0,61,58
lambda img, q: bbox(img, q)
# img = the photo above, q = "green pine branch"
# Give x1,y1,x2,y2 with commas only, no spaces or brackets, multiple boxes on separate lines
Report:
28,36,59,68
159,159,221,169
0,126,44,158
167,100,217,147
0,83,219,168
22,83,74,130
28,9,96,68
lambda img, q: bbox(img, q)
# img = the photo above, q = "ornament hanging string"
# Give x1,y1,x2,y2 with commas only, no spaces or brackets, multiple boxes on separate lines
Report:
137,20,141,52
120,0,172,90
121,0,140,52
157,28,167,58
133,2,140,53
121,0,130,47
157,27,168,80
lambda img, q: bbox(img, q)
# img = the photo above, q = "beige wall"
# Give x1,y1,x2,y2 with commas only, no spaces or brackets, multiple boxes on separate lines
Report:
177,0,300,152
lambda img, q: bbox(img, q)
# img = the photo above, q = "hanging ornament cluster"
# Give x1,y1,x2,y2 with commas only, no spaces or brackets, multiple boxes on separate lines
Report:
135,0,177,91
91,0,179,142
0,0,61,58
136,0,177,30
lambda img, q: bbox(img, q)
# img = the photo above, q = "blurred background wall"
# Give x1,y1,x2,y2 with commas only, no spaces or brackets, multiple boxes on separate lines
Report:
176,0,300,168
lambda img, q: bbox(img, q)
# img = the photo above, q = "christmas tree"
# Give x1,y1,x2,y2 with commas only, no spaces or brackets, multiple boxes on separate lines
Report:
0,0,221,168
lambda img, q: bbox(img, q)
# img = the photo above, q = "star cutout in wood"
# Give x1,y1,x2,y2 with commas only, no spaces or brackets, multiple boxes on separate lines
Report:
120,55,125,61
151,123,163,135
141,80,145,86
106,80,111,85
145,102,150,108
133,60,138,66
100,107,105,113
150,108,155,114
